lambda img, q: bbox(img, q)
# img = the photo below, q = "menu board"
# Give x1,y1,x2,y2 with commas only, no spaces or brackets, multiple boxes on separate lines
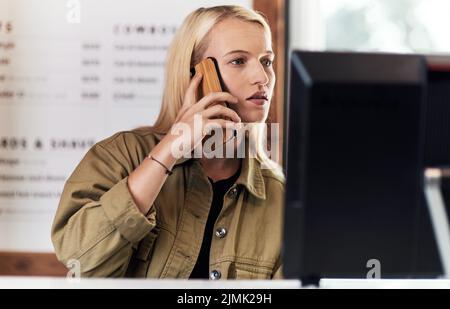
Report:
0,0,251,251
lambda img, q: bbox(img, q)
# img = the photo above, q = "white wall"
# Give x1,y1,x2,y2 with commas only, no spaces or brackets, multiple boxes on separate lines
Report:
289,0,325,52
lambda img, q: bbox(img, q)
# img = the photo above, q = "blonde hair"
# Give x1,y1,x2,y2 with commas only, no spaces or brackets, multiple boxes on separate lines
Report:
153,5,271,133
152,5,278,169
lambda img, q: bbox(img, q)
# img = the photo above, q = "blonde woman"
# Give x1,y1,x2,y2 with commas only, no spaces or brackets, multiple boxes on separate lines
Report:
52,5,285,279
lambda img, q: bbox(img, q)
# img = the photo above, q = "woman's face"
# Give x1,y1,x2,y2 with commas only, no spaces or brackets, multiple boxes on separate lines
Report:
203,18,275,123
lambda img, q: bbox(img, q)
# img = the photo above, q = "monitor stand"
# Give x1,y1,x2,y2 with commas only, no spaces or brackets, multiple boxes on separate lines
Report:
424,168,450,278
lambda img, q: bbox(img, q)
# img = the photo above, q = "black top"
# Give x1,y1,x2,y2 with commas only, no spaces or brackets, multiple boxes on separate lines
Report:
189,168,241,279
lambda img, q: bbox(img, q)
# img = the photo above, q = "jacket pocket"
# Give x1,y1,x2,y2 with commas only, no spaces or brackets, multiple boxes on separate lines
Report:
125,226,159,277
233,264,272,280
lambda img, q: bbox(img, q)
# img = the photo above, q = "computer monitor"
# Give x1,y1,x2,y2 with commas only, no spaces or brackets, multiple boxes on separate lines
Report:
417,58,450,276
425,56,450,167
283,51,443,284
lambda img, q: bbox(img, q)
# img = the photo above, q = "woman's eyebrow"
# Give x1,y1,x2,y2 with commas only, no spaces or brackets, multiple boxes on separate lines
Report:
222,50,274,57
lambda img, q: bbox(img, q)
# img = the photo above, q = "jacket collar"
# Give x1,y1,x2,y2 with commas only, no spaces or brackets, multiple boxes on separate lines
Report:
235,155,266,200
169,138,266,200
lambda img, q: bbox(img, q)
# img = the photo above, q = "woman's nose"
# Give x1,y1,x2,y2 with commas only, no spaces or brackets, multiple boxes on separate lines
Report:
250,62,270,86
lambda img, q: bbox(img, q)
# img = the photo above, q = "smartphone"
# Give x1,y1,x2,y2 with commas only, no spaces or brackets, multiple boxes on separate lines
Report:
191,57,224,99
191,58,236,142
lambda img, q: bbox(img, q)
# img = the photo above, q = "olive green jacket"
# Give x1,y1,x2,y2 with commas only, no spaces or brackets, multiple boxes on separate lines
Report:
51,127,285,279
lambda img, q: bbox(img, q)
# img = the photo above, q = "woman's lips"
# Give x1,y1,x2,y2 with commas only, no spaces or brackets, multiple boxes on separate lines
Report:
247,98,268,106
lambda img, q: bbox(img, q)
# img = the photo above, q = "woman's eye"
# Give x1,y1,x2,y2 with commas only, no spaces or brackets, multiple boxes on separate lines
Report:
230,58,246,65
262,59,273,67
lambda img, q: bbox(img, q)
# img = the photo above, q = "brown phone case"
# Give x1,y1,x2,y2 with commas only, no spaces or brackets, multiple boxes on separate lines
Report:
193,57,224,99
192,58,236,142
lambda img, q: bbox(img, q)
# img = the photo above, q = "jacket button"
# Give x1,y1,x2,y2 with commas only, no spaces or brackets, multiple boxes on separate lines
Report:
210,270,221,280
228,187,238,199
215,227,227,239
